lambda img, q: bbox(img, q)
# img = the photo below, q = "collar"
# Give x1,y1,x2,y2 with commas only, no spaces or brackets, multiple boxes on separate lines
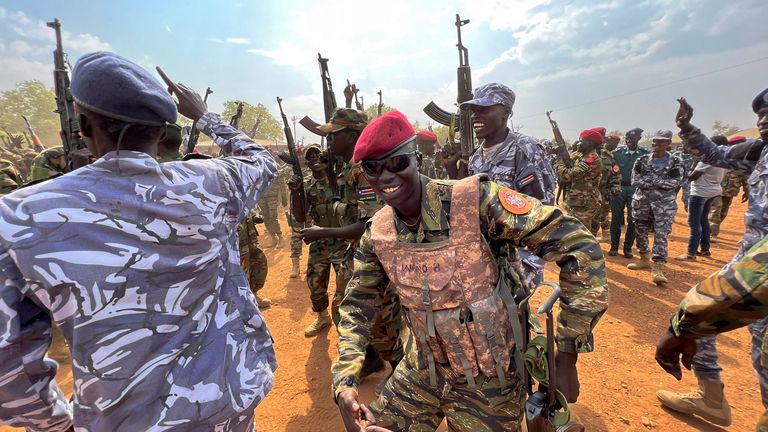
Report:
87,150,161,175
394,176,451,241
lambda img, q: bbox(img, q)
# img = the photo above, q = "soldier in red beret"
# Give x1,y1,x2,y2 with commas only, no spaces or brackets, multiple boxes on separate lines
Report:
553,129,604,236
332,110,608,432
415,130,441,178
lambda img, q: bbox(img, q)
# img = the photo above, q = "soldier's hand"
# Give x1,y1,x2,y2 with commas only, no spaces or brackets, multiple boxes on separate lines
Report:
344,85,355,108
338,389,369,432
288,174,303,191
555,351,580,403
655,328,697,380
675,97,694,131
156,67,207,121
300,225,326,243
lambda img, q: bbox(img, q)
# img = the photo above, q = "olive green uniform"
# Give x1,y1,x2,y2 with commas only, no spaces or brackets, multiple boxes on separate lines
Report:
554,150,603,235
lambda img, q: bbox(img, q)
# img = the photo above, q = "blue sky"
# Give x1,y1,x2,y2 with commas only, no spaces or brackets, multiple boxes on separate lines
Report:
1,0,767,143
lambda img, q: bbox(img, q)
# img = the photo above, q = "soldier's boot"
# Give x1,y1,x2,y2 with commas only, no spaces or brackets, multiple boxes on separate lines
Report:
289,257,300,278
627,252,651,270
304,310,331,337
256,295,271,309
651,261,668,285
656,379,732,426
360,345,385,379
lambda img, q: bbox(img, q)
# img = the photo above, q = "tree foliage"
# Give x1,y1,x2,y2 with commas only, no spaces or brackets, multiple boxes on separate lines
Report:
364,103,394,122
221,100,283,142
711,120,740,137
0,80,60,148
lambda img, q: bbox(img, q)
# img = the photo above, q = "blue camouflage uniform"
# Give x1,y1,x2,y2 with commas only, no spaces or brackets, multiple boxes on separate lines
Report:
0,110,278,430
680,125,768,410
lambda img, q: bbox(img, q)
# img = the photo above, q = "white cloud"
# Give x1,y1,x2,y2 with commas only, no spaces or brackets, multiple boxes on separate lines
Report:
165,25,172,33
225,37,250,44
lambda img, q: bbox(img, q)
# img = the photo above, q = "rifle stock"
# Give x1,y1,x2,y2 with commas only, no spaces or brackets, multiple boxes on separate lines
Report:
47,18,89,168
277,97,308,224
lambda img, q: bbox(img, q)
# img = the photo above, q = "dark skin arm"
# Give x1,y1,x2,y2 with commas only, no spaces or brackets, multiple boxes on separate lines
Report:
655,328,697,380
300,220,366,243
688,170,704,181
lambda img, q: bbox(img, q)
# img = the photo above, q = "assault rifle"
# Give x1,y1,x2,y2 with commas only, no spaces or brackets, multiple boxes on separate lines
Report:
298,53,338,196
186,87,213,154
21,115,44,150
346,80,363,110
47,18,89,169
545,111,572,204
377,90,383,117
277,97,307,224
423,14,475,172
230,101,244,129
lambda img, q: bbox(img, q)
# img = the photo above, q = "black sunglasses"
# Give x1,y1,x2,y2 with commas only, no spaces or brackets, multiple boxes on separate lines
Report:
361,153,416,177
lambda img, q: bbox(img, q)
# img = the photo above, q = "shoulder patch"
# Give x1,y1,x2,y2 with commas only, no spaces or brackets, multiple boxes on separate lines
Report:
356,186,377,201
498,187,533,215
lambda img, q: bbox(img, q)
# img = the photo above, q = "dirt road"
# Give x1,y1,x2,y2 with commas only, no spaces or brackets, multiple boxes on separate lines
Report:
1,197,762,431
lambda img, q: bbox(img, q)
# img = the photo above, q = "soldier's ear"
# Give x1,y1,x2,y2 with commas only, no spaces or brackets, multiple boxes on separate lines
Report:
78,114,92,138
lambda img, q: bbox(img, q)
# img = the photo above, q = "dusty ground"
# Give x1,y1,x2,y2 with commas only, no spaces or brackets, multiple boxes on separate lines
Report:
1,197,762,431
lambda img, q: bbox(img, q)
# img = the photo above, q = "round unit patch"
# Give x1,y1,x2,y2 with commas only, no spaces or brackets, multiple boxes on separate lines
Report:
498,187,533,215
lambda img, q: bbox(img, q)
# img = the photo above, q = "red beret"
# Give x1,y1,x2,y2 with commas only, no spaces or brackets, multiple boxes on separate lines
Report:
416,130,437,143
353,110,416,162
728,135,746,144
579,129,604,143
591,127,607,136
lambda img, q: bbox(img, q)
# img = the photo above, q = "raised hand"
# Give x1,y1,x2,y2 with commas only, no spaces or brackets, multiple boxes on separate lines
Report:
675,97,694,131
156,67,207,121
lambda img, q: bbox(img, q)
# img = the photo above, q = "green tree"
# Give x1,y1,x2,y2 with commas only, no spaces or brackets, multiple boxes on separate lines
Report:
364,103,394,121
0,80,59,148
711,120,740,137
221,100,283,142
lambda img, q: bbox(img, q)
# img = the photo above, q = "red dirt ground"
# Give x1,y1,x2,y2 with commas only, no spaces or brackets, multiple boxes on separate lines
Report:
1,197,762,431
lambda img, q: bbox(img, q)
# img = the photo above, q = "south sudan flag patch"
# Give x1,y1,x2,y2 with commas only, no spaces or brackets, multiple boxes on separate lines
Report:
357,187,377,201
517,174,535,189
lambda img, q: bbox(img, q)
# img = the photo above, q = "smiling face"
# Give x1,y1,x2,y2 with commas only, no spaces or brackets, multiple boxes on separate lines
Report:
305,149,327,175
362,144,421,212
468,104,510,140
625,134,640,150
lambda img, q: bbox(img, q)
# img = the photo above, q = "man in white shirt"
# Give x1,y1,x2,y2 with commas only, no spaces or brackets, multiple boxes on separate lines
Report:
676,161,727,260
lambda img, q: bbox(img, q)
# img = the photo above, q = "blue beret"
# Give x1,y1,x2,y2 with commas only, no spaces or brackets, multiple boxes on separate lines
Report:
71,51,177,126
752,87,768,114
626,128,643,137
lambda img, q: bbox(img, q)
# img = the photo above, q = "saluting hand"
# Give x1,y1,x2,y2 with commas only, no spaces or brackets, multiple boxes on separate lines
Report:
156,67,208,121
675,97,694,131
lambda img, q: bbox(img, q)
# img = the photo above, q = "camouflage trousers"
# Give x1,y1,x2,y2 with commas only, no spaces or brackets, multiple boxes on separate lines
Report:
565,203,600,236
306,239,349,316
258,198,282,237
370,345,524,431
708,196,735,236
591,197,612,233
632,196,677,262
759,410,768,432
341,251,404,363
239,232,268,294
693,317,768,408
287,212,303,258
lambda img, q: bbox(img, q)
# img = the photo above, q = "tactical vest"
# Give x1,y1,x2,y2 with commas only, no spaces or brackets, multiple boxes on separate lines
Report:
370,176,515,388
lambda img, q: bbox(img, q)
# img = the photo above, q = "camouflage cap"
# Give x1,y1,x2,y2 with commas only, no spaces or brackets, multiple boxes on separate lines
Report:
317,108,369,133
304,144,322,157
652,129,673,141
460,83,516,108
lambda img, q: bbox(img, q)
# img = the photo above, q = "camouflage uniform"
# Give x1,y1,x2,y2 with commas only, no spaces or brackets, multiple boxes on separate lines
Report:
30,146,67,182
709,169,748,236
332,177,608,430
681,128,768,413
554,149,603,235
420,153,438,178
593,148,622,235
338,160,403,360
0,158,21,195
670,234,768,428
674,150,698,212
303,172,351,321
258,163,288,240
0,113,278,431
238,209,268,295
610,146,650,254
468,129,558,297
630,153,684,262
288,166,312,259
